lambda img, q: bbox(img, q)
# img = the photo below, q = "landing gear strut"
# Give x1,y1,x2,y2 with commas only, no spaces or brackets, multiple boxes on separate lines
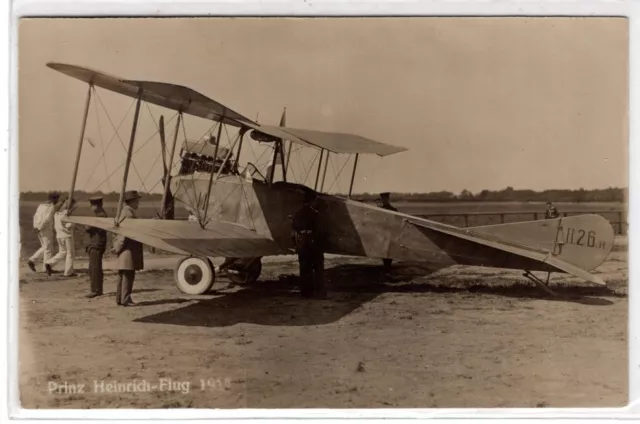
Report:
218,257,263,286
523,270,558,297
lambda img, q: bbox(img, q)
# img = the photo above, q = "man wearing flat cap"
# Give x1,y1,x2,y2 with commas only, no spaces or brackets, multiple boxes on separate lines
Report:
377,192,398,271
85,196,108,298
111,190,144,306
27,191,63,273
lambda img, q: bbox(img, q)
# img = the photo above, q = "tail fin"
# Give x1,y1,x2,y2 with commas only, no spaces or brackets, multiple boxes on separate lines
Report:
470,214,615,272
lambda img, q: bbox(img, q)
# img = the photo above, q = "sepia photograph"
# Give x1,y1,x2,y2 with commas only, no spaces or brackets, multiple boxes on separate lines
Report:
17,17,628,409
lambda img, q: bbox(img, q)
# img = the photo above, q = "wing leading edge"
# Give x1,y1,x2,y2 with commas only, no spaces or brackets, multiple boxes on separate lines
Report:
62,216,287,258
47,62,408,158
406,219,607,286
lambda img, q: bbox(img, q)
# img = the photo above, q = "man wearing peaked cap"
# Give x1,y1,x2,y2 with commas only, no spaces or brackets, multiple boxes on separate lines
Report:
292,189,327,299
123,190,142,202
85,196,108,298
89,196,103,205
111,190,144,306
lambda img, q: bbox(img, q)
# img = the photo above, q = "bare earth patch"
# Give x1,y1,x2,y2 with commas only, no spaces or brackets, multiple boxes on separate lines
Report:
18,239,628,409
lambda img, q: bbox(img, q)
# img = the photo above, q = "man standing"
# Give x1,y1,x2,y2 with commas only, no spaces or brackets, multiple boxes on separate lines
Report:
111,190,144,306
545,202,560,219
27,192,61,272
378,192,398,271
292,190,326,299
45,198,77,276
85,196,108,298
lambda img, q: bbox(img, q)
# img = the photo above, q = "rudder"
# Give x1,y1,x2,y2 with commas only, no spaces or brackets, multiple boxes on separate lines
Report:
470,214,615,271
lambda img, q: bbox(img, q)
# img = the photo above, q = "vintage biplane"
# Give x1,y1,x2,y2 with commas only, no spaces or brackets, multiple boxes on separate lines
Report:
48,62,615,296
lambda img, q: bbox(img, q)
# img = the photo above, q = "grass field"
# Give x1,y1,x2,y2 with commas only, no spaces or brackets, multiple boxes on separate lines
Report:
18,200,627,264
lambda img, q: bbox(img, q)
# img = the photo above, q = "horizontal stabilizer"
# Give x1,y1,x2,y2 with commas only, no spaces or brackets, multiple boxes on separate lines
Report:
63,216,286,258
407,218,608,286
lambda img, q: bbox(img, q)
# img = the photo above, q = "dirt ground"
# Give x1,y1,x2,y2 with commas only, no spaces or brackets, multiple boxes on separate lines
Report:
18,238,628,409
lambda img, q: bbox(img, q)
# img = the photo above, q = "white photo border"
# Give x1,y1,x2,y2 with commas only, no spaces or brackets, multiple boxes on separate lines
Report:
4,0,638,422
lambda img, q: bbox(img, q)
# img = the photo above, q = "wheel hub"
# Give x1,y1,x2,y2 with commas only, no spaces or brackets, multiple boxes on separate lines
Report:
184,264,203,285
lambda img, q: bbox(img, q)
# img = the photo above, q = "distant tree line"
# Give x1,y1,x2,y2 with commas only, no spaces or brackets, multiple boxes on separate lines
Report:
20,186,626,203
347,186,627,203
20,190,165,202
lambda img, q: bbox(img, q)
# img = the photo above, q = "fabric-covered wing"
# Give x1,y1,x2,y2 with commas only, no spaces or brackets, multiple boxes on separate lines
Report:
244,122,407,157
47,62,255,127
48,62,407,157
407,220,606,286
63,216,287,258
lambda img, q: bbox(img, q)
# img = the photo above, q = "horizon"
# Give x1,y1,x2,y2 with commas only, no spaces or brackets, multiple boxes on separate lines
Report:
18,185,628,199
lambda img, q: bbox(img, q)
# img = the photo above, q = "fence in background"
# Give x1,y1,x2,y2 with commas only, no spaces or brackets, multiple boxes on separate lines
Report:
414,210,627,235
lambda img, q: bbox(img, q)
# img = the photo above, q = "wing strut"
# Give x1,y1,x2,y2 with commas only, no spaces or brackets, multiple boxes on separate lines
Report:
348,153,359,198
314,149,324,191
160,111,182,218
235,128,246,174
320,151,330,192
67,83,93,207
268,139,279,186
202,116,224,226
115,88,143,226
279,140,287,183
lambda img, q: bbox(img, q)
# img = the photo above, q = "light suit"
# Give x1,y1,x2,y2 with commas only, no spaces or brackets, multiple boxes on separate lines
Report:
45,210,76,276
28,202,56,271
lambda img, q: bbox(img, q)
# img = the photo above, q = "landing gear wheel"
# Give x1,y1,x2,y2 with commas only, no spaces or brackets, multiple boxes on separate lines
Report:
227,258,263,286
174,256,215,295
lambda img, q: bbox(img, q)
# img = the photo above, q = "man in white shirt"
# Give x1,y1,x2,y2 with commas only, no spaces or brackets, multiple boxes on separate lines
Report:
44,198,77,276
27,192,61,272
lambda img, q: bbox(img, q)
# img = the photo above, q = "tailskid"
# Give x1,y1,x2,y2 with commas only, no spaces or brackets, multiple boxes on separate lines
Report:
523,270,558,297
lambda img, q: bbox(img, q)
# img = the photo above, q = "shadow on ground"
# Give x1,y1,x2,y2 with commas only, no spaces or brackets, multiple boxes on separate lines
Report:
134,262,619,328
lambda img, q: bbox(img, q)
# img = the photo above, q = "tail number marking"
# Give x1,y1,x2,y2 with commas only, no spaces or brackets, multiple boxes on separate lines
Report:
564,228,606,250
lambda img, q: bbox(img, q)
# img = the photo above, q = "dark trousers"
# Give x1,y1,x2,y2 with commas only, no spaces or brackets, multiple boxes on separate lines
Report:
116,270,135,305
382,258,393,270
298,248,325,298
88,248,104,294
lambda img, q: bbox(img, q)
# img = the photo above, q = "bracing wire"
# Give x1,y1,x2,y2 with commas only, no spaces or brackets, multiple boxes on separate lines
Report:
92,90,155,193
326,154,351,194
90,110,179,192
327,153,341,192
301,150,321,185
90,90,112,192
82,89,136,190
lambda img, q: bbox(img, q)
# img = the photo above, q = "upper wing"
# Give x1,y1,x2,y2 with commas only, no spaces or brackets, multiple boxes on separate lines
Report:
47,62,407,158
406,218,608,286
63,216,287,258
47,62,255,128
245,123,408,157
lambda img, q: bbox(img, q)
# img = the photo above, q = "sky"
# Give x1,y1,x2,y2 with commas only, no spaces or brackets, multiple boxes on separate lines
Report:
17,17,628,195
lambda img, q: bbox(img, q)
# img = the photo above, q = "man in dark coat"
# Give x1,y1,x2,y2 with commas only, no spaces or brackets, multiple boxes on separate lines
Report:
292,191,326,299
545,202,560,219
85,196,108,298
111,190,144,306
378,192,398,271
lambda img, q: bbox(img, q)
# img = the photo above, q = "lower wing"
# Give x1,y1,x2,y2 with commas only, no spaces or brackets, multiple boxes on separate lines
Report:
407,216,611,286
63,216,287,258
